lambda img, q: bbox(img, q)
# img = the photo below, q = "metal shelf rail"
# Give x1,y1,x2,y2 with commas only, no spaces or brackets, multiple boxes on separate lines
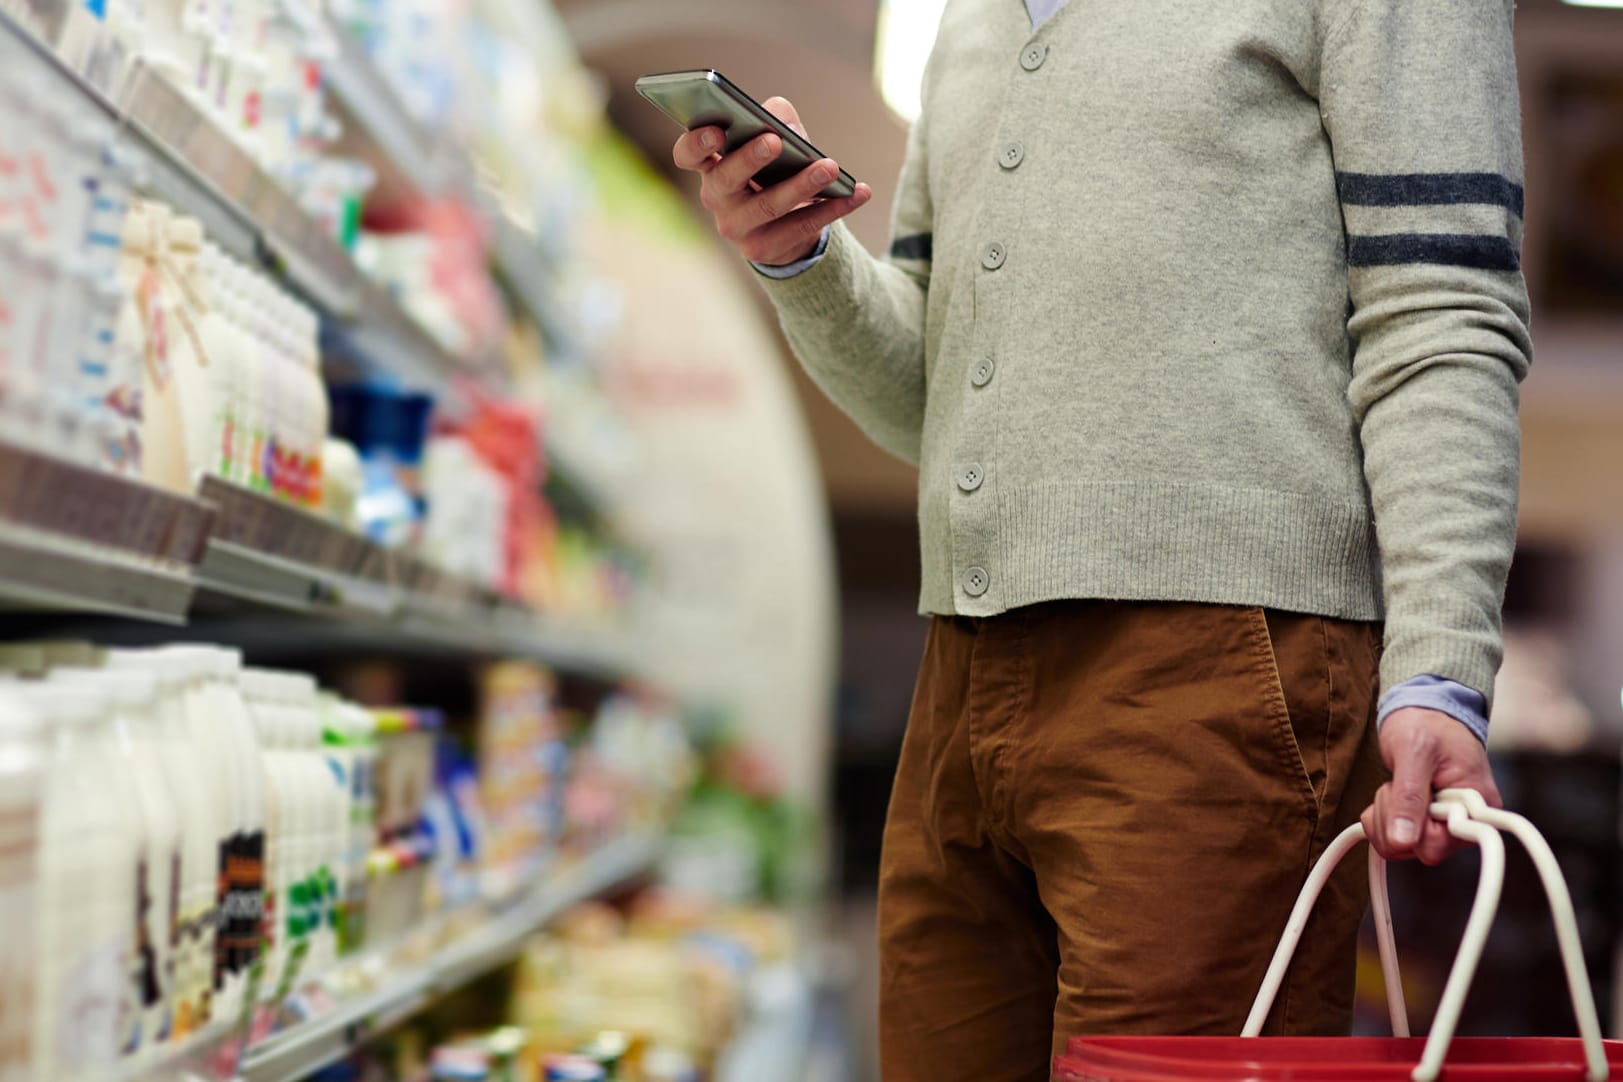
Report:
235,833,661,1082
0,442,635,676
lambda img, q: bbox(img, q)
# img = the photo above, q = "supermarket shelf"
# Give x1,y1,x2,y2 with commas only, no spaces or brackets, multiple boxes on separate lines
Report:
320,19,474,200
314,19,586,366
195,476,396,615
0,457,635,675
0,12,461,396
0,525,198,624
117,61,358,315
490,215,588,364
237,832,661,1082
0,440,215,623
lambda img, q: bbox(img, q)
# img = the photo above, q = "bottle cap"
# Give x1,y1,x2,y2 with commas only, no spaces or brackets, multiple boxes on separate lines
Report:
10,680,108,725
241,665,298,702
49,666,160,708
105,647,199,690
158,643,244,678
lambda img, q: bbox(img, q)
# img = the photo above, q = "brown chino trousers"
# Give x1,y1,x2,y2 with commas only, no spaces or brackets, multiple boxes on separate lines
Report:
877,600,1387,1081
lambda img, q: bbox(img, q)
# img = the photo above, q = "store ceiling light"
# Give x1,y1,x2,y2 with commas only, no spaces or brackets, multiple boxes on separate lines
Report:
876,0,951,122
1563,0,1623,7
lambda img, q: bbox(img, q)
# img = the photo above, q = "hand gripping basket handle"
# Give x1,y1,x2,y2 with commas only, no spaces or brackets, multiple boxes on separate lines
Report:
1241,787,1609,1082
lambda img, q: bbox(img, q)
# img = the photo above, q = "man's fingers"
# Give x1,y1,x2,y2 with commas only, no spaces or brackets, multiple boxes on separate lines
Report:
1414,819,1459,866
748,158,842,225
740,186,872,265
674,126,725,171
708,133,784,199
761,96,807,137
1384,727,1440,855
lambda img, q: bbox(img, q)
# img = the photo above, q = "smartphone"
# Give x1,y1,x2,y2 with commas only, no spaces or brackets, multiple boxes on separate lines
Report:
635,70,858,200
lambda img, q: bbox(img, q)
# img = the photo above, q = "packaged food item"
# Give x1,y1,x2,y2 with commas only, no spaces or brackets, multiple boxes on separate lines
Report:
78,143,139,474
326,381,434,546
577,1030,630,1080
366,707,441,943
476,662,563,898
431,1043,491,1081
4,87,72,456
641,1046,699,1082
542,1054,606,1082
321,697,377,957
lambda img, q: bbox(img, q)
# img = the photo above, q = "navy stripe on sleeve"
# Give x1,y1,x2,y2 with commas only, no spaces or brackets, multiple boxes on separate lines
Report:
890,233,933,261
1336,172,1524,218
1346,233,1520,272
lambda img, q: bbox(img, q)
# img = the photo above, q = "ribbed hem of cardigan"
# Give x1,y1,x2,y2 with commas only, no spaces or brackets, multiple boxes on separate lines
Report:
919,479,1384,624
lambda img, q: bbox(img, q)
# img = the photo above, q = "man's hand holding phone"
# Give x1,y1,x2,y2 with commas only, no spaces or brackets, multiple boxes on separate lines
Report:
671,97,873,267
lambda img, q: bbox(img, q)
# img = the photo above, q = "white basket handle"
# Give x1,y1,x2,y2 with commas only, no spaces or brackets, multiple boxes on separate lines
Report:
1241,788,1608,1082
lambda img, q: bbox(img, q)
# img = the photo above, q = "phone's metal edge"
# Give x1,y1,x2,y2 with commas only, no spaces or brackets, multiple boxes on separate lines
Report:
633,69,860,198
632,69,722,91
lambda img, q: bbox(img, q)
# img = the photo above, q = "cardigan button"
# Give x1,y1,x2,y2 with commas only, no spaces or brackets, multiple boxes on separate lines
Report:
981,242,1006,270
1021,43,1048,71
961,566,990,597
971,359,995,387
999,141,1025,170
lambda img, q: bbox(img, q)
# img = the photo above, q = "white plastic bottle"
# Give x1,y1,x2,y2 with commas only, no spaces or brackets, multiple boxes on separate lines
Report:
237,271,270,493
213,256,253,487
0,692,47,1082
105,649,220,1042
320,696,371,958
260,280,294,501
52,667,180,1065
236,668,282,991
163,646,265,1021
146,214,208,492
173,648,241,1016
221,0,268,153
290,301,327,507
176,0,219,112
242,668,303,996
281,672,330,979
168,225,217,488
106,200,156,476
129,201,194,491
305,689,346,974
22,680,133,1081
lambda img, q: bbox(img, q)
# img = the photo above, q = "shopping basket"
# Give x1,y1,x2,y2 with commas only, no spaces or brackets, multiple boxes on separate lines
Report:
1054,788,1623,1081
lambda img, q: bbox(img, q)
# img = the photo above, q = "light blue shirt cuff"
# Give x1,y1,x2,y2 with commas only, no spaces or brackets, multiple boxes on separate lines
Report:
1377,674,1489,745
750,226,831,279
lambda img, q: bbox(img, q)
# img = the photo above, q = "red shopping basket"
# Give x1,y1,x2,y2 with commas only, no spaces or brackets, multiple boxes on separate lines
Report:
1054,790,1623,1082
1054,1037,1623,1080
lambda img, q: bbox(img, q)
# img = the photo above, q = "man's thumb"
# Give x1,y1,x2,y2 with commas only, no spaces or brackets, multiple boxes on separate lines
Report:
1388,734,1439,848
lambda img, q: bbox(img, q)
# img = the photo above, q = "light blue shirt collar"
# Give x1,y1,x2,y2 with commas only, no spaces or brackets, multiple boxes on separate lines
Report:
1026,0,1067,30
